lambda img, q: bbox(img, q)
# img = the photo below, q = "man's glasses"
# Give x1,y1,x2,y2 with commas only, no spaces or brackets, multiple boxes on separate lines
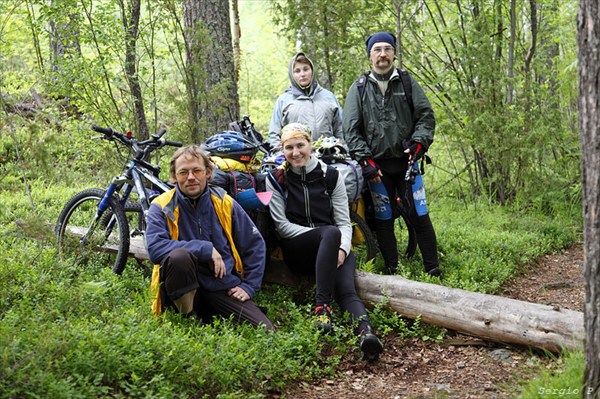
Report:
176,168,206,179
371,46,394,54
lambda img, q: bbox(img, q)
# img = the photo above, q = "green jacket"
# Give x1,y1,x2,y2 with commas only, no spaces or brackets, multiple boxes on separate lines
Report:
342,69,435,162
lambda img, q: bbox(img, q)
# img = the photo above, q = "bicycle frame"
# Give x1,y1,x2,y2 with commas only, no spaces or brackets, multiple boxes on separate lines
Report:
112,159,172,216
80,126,180,244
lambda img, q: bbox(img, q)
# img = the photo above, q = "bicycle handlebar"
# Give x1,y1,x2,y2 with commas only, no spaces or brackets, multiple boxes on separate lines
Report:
91,125,181,151
163,139,182,148
92,125,114,136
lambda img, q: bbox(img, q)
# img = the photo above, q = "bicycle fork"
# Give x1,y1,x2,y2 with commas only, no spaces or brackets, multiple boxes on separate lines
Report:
82,177,127,245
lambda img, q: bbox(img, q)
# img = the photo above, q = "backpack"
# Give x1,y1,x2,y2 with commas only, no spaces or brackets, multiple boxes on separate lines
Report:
320,158,363,203
356,68,413,113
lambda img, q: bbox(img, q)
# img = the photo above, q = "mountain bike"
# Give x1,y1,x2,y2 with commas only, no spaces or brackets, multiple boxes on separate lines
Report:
55,125,182,275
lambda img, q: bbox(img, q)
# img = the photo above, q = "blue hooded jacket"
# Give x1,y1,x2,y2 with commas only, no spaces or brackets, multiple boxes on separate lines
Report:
146,184,266,299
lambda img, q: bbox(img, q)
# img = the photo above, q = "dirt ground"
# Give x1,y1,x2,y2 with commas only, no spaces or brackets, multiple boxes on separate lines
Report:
281,245,585,399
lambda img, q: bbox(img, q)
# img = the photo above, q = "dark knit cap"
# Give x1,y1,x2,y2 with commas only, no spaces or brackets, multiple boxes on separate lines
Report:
365,32,397,55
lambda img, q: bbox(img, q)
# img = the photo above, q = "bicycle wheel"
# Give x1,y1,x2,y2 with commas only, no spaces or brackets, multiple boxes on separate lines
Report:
56,188,130,274
349,209,378,265
127,202,146,235
102,201,152,276
105,201,145,237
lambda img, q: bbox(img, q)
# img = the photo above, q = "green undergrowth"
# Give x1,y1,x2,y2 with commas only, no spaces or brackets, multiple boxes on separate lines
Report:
386,196,580,294
0,179,583,397
517,351,584,398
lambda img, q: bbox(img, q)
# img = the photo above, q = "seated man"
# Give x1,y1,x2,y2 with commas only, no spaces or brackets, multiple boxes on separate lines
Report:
146,144,274,331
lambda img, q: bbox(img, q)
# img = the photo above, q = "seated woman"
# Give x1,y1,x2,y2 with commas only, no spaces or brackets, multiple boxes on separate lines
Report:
266,122,383,359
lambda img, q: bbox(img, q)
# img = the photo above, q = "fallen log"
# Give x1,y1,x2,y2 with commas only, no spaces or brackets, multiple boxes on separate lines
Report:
354,271,584,353
56,227,585,353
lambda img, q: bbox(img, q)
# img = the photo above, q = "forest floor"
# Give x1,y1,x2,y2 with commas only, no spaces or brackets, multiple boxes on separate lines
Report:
282,244,585,399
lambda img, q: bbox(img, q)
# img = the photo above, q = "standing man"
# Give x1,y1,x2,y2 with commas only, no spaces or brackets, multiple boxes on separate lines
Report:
342,31,441,277
146,145,275,330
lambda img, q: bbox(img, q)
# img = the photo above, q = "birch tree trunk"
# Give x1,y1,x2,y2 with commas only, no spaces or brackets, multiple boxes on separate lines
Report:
578,0,600,396
231,0,241,82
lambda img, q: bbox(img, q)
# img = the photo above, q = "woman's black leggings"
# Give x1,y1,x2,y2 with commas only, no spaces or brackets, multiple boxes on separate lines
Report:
281,225,369,325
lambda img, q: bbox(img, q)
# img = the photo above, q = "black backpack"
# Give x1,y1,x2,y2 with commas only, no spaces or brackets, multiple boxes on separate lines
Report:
356,68,414,113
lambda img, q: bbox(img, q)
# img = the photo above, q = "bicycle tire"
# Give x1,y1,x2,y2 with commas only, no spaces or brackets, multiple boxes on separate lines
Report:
125,202,146,236
103,201,145,237
56,188,130,275
349,209,378,264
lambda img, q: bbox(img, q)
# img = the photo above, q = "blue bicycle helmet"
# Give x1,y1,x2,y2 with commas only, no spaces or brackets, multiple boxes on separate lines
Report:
201,131,259,162
260,151,286,173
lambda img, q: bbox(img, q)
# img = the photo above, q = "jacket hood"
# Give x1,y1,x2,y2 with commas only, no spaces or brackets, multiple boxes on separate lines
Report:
288,52,319,96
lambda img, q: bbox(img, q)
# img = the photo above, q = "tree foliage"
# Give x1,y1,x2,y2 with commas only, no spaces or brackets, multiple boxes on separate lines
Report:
270,0,579,210
0,0,580,212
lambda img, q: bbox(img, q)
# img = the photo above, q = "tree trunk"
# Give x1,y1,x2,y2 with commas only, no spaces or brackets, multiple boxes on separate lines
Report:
48,5,80,72
183,0,239,140
578,0,600,396
506,0,515,104
120,0,149,140
523,0,537,125
354,272,583,353
47,0,81,96
182,0,203,143
263,260,582,353
231,0,241,82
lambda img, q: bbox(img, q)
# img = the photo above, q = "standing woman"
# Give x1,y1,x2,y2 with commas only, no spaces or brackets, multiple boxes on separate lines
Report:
268,52,344,150
266,123,383,360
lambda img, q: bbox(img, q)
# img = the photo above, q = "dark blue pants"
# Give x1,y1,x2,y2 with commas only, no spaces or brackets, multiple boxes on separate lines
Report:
375,158,439,273
160,248,275,330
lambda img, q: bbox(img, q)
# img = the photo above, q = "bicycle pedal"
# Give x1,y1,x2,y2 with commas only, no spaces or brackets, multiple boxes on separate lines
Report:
130,229,144,237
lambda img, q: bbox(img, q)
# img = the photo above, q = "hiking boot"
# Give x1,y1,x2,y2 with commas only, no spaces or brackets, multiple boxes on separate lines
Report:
426,267,442,278
359,325,383,361
313,304,332,333
385,263,398,275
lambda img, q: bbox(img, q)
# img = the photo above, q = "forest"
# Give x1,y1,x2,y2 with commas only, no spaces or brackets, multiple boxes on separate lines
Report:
0,0,593,398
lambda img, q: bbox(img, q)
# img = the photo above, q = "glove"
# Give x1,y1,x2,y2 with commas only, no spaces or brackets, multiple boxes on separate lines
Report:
403,140,425,161
360,159,380,180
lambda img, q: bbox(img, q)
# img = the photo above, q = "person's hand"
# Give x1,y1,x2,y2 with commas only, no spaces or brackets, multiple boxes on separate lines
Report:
361,159,382,183
227,286,249,302
337,250,346,268
403,140,424,163
210,247,226,279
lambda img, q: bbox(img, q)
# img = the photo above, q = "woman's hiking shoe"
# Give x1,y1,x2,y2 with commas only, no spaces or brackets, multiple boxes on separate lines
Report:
313,304,332,333
359,326,383,361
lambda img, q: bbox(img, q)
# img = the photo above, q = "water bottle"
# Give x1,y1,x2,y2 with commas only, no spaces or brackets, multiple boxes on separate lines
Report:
411,162,428,216
367,180,392,220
